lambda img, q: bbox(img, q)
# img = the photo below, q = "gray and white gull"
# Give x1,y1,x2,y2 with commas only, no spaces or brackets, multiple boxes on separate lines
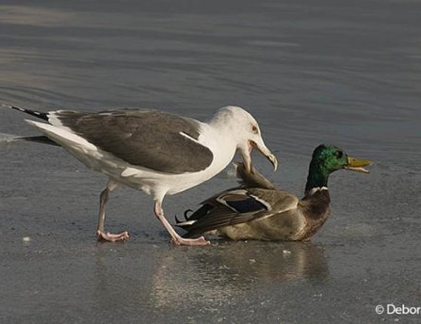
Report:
2,104,278,245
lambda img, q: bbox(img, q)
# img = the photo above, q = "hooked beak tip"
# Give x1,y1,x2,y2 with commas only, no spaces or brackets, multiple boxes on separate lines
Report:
269,154,278,171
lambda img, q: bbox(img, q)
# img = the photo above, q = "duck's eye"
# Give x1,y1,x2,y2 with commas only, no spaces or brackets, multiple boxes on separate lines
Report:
336,151,343,158
251,125,258,134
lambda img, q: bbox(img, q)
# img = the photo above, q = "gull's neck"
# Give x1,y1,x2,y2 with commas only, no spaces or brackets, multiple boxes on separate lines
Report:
206,109,241,147
200,110,239,172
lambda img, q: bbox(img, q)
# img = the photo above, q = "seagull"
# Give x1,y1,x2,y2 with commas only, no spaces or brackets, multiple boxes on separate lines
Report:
2,103,278,245
176,145,372,241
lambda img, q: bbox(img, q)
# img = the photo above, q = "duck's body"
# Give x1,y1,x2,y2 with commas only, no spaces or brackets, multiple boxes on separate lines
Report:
217,187,331,241
177,165,331,241
177,145,371,241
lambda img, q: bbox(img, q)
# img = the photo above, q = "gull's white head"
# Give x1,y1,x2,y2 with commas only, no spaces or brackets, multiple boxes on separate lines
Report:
213,106,278,173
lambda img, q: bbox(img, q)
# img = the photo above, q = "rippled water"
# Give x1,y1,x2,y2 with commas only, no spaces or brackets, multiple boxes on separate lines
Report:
1,1,420,323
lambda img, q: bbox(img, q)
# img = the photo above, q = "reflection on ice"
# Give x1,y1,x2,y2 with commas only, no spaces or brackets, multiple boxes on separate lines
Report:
150,241,328,309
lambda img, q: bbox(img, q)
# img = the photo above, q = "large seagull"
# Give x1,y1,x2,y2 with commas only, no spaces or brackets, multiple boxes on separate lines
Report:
3,104,278,245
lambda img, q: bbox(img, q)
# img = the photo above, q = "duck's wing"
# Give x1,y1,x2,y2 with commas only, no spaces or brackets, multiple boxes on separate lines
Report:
176,187,299,237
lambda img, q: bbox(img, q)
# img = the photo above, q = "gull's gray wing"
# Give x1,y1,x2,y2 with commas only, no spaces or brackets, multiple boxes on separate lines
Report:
48,109,214,174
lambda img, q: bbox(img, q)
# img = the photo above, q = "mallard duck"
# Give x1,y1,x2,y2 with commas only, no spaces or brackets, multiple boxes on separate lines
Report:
176,144,372,241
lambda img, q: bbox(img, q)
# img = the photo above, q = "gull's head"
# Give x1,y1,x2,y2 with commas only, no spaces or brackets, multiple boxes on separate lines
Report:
214,106,278,173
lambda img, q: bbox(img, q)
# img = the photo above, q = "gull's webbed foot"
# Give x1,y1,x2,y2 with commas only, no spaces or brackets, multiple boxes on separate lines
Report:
96,230,129,242
171,235,210,246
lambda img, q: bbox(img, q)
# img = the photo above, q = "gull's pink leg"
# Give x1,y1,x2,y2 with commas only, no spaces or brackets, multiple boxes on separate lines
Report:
154,201,210,246
96,180,129,242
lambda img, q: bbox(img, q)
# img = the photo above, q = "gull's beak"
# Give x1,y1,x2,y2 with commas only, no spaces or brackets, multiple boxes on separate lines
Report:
344,156,373,173
245,140,278,172
267,153,278,171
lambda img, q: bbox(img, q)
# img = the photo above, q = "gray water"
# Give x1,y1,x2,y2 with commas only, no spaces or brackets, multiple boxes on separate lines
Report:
1,1,421,323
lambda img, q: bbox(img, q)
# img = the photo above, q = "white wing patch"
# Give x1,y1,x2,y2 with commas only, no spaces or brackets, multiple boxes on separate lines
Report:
175,220,196,226
215,190,273,213
249,194,272,211
216,189,248,212
179,131,201,143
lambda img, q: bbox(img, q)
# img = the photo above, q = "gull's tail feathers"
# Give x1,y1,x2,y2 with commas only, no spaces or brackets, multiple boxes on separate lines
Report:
1,103,49,121
1,103,59,146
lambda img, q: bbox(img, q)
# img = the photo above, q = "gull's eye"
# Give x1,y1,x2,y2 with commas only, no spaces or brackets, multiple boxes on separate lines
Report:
251,125,258,134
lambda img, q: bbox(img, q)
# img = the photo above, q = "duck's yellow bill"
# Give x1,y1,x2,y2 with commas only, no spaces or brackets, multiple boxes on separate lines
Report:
344,157,373,173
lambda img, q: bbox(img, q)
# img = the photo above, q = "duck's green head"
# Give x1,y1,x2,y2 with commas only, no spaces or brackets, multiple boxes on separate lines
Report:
311,144,372,174
305,144,372,193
